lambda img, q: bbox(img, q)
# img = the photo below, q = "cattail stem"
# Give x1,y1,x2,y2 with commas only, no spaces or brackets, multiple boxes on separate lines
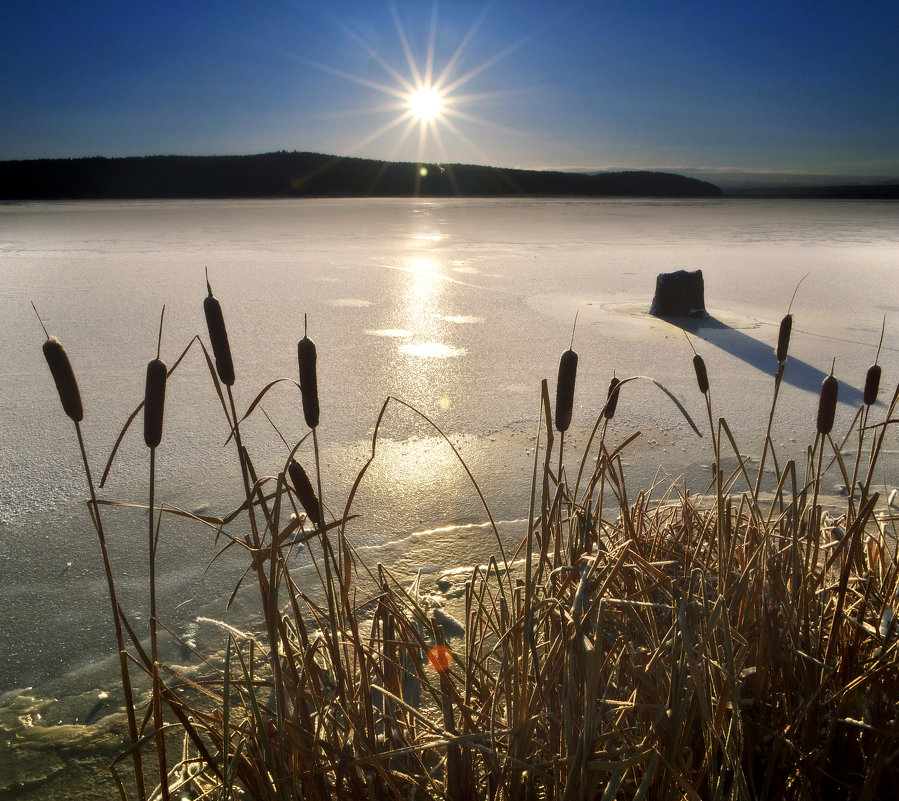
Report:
848,404,870,522
224,388,286,712
704,391,717,465
714,415,726,590
75,422,146,801
558,433,566,485
807,436,827,582
148,447,170,801
39,319,144,797
850,356,882,510
296,321,347,688
690,350,717,467
144,309,170,797
583,417,610,506
806,364,841,561
226,386,261,550
148,443,157,656
311,426,348,693
203,283,286,772
574,375,621,506
861,379,899,500
754,362,785,499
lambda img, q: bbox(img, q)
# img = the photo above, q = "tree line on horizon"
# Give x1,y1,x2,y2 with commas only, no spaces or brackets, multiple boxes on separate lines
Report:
0,151,724,200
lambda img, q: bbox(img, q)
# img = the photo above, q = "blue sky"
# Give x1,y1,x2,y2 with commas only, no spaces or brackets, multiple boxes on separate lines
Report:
2,1,898,180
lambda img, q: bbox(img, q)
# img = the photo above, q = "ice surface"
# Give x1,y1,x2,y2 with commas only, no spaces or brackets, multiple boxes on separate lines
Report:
2,196,898,701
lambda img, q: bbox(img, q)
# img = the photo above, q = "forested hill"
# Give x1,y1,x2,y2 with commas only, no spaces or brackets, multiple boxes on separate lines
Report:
0,151,722,199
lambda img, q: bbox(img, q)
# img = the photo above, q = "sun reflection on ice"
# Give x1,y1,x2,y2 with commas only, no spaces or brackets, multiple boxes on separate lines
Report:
366,329,412,338
397,257,466,357
384,248,468,414
402,255,444,325
405,255,442,274
410,230,442,241
400,342,465,358
363,435,469,524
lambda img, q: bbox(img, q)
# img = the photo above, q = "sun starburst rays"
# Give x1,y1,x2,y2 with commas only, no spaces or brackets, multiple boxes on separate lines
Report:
312,3,523,169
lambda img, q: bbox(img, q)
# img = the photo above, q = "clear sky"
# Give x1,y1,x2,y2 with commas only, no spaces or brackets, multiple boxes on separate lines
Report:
2,1,898,181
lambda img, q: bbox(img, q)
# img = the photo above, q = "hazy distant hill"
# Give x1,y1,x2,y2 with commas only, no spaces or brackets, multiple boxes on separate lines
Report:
722,182,899,199
0,151,722,199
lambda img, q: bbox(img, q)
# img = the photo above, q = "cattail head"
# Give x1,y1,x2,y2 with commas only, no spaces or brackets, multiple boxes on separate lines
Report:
288,459,321,527
604,376,621,420
864,364,881,406
42,336,84,422
297,333,320,429
693,354,709,395
776,314,793,363
817,370,839,435
554,348,578,432
203,282,235,387
143,358,167,448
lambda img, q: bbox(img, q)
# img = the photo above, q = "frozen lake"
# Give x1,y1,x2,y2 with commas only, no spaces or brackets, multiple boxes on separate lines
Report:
1,198,898,786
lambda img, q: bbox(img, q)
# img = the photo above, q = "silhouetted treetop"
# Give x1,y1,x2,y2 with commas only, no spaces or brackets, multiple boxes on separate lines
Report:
0,151,723,199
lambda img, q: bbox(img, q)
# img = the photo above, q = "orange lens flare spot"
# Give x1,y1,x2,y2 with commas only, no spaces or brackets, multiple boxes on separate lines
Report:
427,645,453,673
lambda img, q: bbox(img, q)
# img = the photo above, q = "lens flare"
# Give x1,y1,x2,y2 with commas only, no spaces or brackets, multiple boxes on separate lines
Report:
427,645,453,672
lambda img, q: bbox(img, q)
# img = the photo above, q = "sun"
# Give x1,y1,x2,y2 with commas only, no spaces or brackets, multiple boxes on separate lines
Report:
306,5,527,166
408,86,444,121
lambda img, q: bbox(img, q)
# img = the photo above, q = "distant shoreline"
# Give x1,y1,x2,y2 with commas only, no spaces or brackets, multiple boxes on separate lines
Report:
3,152,897,201
2,151,723,200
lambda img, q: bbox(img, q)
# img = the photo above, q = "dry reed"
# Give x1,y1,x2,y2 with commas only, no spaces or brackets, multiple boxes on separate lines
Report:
39,287,899,801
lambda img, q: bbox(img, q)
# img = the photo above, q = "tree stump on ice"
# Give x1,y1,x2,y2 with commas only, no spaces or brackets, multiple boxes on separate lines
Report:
649,269,707,318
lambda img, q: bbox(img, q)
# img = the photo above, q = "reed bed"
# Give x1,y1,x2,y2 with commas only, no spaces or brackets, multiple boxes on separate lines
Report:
37,289,899,801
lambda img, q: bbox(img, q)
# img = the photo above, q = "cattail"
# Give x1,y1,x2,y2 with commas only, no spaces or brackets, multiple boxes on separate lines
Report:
817,370,839,435
555,348,578,432
203,281,235,386
864,364,881,406
143,358,167,448
776,314,792,363
297,332,319,429
693,354,709,394
288,459,321,527
42,336,84,422
604,376,621,420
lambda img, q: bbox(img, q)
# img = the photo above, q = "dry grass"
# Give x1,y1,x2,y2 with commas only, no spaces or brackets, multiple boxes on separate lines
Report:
39,290,899,801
